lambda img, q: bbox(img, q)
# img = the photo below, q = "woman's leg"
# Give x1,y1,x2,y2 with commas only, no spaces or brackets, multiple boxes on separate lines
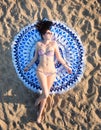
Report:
47,73,56,91
37,74,56,123
35,71,49,106
37,98,47,123
35,71,49,123
37,73,56,104
46,74,56,107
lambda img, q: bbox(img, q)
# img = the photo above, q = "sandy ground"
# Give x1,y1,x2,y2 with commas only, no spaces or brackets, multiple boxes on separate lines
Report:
0,0,101,130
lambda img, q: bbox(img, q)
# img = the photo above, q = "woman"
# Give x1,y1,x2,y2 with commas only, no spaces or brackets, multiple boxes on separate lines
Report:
24,19,72,123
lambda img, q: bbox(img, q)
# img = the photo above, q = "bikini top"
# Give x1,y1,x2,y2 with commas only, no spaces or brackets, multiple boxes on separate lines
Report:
38,48,54,56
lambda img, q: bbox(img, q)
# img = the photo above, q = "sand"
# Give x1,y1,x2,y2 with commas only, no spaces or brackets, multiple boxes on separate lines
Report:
0,0,101,130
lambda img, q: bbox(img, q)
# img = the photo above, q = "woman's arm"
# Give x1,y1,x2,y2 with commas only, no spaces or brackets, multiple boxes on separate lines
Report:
54,42,72,74
24,43,39,71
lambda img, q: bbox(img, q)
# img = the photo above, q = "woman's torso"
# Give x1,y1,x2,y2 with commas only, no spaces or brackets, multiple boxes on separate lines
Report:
37,41,56,73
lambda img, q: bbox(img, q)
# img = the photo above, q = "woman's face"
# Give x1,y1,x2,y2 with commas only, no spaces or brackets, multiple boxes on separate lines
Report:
42,30,53,40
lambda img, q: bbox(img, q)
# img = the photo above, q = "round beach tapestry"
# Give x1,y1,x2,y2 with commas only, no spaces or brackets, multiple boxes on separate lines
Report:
12,20,84,94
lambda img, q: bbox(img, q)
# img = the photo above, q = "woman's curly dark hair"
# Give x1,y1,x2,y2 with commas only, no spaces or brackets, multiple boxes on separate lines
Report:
35,18,53,37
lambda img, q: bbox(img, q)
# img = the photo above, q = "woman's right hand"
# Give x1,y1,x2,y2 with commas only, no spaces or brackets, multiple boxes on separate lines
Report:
24,67,29,72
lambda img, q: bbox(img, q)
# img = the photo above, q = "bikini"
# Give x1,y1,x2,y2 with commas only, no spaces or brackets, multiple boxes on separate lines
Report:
37,46,56,76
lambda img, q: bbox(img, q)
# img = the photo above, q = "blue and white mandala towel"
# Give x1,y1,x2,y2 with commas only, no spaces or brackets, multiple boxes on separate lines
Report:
12,21,85,94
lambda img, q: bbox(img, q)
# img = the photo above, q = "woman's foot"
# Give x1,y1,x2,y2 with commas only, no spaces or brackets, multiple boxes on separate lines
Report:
36,112,42,123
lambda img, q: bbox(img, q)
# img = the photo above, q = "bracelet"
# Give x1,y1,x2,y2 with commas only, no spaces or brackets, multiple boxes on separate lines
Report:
63,62,69,68
63,63,66,66
63,63,67,67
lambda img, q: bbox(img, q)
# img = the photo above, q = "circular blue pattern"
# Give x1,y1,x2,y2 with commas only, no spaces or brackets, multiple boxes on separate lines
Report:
12,21,85,94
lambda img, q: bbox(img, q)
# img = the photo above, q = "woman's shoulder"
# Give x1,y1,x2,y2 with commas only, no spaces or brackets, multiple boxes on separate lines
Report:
36,41,42,46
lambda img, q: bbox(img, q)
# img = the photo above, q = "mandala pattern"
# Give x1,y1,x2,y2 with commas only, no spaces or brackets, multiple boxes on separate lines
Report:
12,21,85,94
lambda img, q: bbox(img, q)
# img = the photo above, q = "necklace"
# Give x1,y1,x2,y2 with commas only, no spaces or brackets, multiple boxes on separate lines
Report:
42,41,51,48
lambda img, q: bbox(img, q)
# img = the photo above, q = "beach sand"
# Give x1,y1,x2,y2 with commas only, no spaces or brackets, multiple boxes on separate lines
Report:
0,0,101,129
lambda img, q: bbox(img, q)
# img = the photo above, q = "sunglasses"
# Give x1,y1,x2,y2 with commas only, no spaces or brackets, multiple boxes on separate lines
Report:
45,31,52,35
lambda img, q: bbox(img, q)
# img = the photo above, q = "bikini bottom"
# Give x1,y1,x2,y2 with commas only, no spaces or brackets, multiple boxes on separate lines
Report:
37,69,56,77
